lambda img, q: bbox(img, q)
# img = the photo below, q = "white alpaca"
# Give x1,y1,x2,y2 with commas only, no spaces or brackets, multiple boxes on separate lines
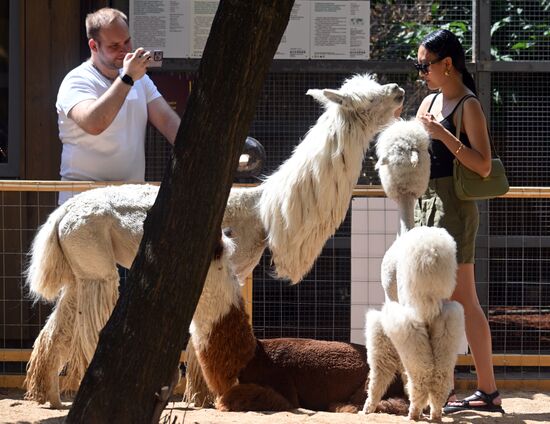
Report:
363,227,464,421
24,73,405,408
362,120,464,420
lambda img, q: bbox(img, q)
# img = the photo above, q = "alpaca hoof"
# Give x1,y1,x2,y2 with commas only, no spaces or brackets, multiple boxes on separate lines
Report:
361,401,376,414
48,398,64,409
407,408,422,421
430,411,442,421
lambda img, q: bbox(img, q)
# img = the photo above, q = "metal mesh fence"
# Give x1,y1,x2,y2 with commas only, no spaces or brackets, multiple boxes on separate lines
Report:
370,1,473,60
492,73,550,186
491,0,550,61
0,191,56,375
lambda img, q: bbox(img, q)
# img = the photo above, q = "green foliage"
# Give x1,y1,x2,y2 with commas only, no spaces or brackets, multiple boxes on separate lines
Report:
491,1,550,60
371,1,549,61
370,1,471,60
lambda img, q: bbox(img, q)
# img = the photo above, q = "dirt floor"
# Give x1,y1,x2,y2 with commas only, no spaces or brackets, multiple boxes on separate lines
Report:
1,389,549,424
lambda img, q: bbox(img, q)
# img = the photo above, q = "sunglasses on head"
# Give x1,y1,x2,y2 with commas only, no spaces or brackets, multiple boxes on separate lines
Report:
413,57,444,74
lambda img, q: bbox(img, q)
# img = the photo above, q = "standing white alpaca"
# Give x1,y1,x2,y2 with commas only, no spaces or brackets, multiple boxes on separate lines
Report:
362,120,464,420
24,73,405,408
363,227,464,421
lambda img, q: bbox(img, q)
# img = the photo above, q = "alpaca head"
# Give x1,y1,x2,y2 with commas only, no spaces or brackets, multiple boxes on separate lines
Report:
198,228,238,297
307,73,404,143
375,120,431,201
396,226,457,321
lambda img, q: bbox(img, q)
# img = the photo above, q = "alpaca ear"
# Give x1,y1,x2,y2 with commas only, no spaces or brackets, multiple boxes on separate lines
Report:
306,89,330,105
410,150,419,167
307,88,352,108
322,89,352,108
375,156,388,170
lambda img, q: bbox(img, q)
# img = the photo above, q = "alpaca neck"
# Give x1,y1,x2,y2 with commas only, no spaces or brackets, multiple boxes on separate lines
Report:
259,111,377,283
193,299,257,396
397,194,416,235
190,258,241,353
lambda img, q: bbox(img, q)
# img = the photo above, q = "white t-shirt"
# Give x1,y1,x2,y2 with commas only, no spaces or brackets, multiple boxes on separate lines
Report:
56,60,161,203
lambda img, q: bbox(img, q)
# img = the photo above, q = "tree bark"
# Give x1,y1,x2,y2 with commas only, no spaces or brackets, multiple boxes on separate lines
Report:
66,1,294,422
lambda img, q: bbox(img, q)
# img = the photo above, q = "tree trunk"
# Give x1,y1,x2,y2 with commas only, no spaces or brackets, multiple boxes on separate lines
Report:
66,1,294,422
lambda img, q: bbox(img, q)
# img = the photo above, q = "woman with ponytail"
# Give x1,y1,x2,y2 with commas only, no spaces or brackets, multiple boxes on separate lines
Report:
413,29,504,414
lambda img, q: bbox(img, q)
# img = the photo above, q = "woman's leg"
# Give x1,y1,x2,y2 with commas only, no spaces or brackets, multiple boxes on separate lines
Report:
450,263,501,406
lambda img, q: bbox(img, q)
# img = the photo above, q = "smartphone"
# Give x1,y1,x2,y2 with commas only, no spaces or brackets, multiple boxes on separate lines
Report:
146,50,163,68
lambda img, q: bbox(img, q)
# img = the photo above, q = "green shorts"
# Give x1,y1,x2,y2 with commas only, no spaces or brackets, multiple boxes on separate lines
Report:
414,176,479,264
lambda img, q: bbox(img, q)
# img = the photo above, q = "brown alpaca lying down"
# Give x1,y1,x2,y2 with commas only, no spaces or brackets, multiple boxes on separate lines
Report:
188,233,408,413
218,337,407,413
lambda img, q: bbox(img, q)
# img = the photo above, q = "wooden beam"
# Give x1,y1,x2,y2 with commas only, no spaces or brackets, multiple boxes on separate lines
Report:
0,181,548,199
3,373,548,392
457,354,550,367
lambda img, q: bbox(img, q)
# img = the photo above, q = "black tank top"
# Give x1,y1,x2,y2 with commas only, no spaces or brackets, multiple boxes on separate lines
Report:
428,93,476,178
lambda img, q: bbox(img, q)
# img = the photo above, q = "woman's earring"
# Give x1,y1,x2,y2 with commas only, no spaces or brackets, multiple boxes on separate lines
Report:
444,69,450,77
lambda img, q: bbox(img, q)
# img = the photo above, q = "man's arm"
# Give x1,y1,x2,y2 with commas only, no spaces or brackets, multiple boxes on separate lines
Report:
68,48,150,135
147,97,181,145
68,80,132,135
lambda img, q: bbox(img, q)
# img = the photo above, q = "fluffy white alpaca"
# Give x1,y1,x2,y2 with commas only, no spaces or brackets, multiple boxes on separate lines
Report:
363,227,464,421
362,120,464,420
24,73,405,408
374,120,430,302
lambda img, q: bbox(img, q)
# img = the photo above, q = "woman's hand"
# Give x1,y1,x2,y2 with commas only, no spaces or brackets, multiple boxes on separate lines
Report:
393,105,403,119
418,112,449,140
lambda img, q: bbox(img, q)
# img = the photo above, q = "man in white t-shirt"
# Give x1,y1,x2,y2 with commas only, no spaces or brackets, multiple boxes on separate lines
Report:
56,7,180,204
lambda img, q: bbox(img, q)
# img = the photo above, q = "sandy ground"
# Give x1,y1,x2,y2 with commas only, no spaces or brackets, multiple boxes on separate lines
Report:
1,389,549,424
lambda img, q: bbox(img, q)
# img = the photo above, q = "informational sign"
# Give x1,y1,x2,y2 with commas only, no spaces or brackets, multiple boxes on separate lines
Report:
275,1,310,59
129,0,370,60
130,0,189,58
189,0,219,58
310,1,370,59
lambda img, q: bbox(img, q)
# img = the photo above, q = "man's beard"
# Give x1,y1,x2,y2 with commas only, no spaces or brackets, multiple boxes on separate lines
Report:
99,55,123,71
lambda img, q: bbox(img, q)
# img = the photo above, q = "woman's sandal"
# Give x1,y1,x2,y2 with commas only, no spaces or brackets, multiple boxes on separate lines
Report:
445,389,456,404
443,389,505,414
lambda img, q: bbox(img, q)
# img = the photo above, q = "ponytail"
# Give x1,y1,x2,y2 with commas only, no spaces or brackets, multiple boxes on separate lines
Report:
461,69,477,95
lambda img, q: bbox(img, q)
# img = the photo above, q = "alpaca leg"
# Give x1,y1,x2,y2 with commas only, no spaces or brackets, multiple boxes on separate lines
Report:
406,375,430,420
428,302,465,421
183,339,214,407
381,302,435,419
25,285,78,408
216,383,295,411
62,276,119,391
362,312,401,414
428,388,448,421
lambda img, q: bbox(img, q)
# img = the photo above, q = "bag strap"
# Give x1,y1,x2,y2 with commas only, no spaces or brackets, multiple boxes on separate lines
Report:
455,95,500,158
427,92,439,113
